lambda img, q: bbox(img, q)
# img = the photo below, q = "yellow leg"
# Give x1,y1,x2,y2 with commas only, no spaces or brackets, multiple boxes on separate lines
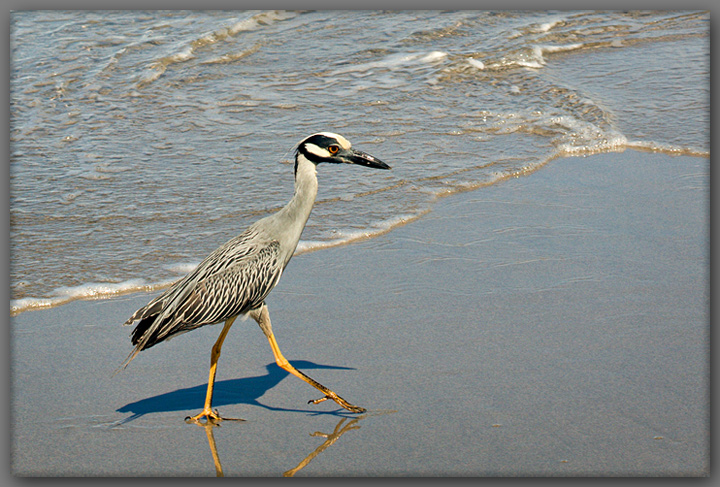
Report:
186,315,243,424
250,304,366,414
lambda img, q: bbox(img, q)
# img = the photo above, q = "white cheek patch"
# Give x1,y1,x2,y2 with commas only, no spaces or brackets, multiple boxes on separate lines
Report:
304,143,331,158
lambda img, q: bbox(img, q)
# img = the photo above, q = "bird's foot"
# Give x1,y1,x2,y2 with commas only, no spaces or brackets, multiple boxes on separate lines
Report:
309,394,366,414
185,408,244,425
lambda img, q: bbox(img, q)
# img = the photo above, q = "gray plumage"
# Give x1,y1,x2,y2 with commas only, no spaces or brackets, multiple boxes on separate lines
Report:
123,230,282,362
120,132,390,416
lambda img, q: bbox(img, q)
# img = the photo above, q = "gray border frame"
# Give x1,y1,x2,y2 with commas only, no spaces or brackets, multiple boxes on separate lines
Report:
3,2,715,485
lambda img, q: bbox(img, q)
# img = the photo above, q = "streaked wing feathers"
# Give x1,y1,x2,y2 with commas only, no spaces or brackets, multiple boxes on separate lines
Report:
123,229,282,362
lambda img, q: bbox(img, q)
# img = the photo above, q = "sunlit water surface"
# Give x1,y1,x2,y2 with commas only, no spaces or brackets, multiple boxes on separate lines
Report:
10,10,709,314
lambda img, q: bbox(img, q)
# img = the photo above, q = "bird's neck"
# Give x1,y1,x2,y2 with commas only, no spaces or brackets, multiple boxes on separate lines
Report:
287,153,319,222
272,153,318,263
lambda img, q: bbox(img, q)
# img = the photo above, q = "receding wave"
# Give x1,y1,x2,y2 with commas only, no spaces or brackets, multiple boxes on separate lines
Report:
10,130,706,319
10,260,210,316
295,212,428,255
10,160,454,317
625,141,709,158
10,213,428,317
10,280,168,317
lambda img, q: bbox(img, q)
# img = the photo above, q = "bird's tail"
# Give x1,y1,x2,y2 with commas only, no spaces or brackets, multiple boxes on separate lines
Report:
115,298,166,374
115,348,141,376
114,323,150,376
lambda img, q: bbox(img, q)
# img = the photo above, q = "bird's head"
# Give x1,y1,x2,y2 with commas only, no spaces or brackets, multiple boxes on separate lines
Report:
295,132,391,171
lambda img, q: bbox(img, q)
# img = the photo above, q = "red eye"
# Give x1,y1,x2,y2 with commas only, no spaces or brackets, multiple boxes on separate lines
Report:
328,145,339,154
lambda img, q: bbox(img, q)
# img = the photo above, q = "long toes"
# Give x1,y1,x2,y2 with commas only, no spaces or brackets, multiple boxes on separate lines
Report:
346,405,367,414
185,413,217,425
309,395,366,414
185,410,243,425
309,396,330,405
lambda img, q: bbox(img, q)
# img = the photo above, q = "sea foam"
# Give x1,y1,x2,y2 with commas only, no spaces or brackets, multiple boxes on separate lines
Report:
10,279,170,316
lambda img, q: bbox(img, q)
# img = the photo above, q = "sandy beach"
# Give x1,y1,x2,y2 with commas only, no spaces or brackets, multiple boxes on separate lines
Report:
10,149,708,476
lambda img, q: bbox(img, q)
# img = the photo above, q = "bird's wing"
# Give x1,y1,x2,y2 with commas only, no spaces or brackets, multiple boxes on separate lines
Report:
123,229,283,357
164,239,283,334
124,228,266,326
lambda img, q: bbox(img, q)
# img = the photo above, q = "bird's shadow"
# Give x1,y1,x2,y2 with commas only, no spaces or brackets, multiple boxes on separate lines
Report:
116,360,356,423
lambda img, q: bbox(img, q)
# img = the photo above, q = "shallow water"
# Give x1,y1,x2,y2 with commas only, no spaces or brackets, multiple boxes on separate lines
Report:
9,10,709,314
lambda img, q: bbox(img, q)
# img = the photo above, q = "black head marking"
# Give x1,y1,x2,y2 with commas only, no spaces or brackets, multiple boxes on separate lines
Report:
295,134,342,164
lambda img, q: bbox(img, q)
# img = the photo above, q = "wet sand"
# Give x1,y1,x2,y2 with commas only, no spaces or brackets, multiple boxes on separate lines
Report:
10,149,709,476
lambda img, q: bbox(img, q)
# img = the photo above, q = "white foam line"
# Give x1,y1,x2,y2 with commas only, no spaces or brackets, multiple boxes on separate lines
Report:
294,213,427,255
625,140,710,158
10,279,174,316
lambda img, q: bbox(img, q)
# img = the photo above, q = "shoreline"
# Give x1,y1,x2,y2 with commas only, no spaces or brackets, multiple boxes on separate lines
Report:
10,142,709,319
11,148,709,476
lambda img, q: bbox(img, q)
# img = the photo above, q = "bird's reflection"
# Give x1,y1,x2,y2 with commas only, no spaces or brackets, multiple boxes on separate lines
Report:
194,410,395,477
197,420,225,477
282,416,362,477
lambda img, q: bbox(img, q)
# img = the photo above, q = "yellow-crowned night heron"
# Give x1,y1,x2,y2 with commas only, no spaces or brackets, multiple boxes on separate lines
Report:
121,133,390,423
